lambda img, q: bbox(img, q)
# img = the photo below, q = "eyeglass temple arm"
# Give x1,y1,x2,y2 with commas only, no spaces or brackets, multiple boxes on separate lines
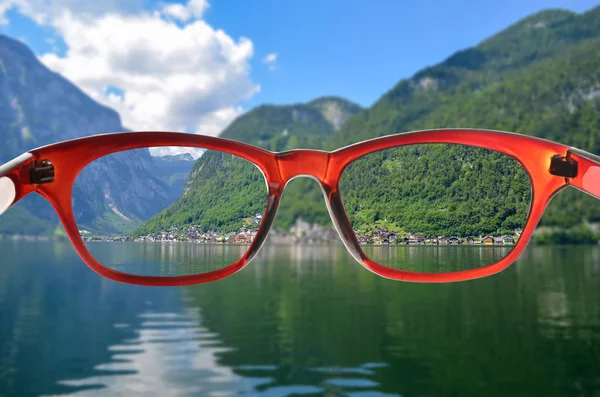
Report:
564,147,600,200
0,153,34,216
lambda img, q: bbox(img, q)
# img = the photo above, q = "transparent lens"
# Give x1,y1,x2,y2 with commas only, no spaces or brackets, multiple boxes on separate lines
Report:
340,144,532,272
73,147,267,277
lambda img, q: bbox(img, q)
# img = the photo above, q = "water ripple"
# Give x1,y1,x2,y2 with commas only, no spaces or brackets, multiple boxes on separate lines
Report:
44,308,258,396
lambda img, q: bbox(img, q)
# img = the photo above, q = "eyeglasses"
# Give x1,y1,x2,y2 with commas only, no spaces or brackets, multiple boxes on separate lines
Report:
0,129,597,286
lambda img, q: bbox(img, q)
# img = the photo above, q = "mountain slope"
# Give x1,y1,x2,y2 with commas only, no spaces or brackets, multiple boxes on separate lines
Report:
139,6,600,239
0,35,189,235
333,7,600,231
136,97,363,235
332,7,600,147
218,96,362,149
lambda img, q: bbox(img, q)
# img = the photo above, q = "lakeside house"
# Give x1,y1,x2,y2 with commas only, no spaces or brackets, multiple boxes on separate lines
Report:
482,236,494,245
404,232,425,244
92,221,524,247
503,235,515,244
448,236,461,245
235,233,251,243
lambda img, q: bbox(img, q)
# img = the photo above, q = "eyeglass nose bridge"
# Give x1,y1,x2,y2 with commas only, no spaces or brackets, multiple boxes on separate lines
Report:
270,149,367,265
275,149,331,185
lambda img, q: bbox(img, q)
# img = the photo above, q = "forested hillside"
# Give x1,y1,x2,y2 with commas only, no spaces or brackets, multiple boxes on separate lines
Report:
136,98,362,235
140,6,600,239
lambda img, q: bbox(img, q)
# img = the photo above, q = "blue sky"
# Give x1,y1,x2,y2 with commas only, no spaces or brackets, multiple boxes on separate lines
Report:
207,0,598,108
0,0,597,136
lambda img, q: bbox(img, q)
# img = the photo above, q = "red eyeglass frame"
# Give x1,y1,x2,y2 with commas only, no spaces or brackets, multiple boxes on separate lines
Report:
0,128,598,286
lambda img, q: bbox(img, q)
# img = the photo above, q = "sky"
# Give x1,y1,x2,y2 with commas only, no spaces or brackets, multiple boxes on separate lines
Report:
0,0,597,139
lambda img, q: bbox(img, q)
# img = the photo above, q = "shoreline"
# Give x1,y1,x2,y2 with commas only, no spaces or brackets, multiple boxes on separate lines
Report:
2,235,599,247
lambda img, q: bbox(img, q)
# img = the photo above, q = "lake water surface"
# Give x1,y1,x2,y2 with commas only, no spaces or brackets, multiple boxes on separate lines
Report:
0,241,599,396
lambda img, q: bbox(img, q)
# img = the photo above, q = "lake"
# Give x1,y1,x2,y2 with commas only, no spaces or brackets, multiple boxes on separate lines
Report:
0,240,599,396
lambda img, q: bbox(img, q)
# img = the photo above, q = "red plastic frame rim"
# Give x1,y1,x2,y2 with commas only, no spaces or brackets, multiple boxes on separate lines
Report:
0,128,597,286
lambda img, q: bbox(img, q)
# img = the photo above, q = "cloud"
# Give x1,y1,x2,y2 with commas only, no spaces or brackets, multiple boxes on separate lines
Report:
0,3,11,24
0,0,258,137
261,53,277,71
161,0,209,22
262,53,277,64
0,0,147,24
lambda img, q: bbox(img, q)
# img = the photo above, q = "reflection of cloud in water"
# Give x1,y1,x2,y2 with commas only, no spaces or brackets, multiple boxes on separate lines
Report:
49,308,271,396
48,308,395,396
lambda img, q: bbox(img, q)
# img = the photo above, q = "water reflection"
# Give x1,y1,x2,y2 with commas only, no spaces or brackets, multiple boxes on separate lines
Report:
86,242,249,277
0,241,599,396
52,309,269,396
363,244,514,272
0,241,260,396
187,244,600,397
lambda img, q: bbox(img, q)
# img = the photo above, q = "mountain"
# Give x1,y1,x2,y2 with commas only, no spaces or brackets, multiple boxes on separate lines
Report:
156,153,195,162
332,7,600,146
135,97,363,236
153,153,196,198
139,6,600,239
0,35,189,235
217,96,362,149
333,7,600,231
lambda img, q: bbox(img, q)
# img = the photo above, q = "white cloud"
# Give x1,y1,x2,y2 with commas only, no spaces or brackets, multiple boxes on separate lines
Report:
0,0,147,24
262,52,277,71
161,0,209,22
160,3,192,21
149,146,206,158
0,3,11,24
262,53,277,63
0,0,258,137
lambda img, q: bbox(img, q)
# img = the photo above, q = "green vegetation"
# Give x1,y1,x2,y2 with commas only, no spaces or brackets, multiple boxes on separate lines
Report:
138,7,600,241
135,152,268,236
136,97,362,235
52,224,68,240
86,211,143,236
332,8,600,147
340,144,531,237
0,206,55,236
532,225,600,245
219,97,360,150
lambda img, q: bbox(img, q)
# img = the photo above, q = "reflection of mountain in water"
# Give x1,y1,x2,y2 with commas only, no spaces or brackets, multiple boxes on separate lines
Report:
1,241,600,396
184,244,600,397
0,241,255,396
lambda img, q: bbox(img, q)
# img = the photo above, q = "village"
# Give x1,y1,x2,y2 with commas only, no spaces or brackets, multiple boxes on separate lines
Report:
79,214,523,246
354,228,522,246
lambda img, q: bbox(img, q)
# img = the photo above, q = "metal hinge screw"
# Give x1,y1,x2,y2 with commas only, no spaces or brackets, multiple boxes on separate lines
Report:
29,160,55,184
549,154,578,178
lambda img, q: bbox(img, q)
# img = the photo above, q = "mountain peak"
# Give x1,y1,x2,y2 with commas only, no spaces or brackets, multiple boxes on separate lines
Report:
0,34,124,153
155,153,195,162
0,34,37,58
307,97,363,130
219,96,361,149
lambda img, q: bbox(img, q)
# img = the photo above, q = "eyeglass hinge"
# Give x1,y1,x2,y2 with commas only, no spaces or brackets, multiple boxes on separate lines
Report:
549,154,578,178
29,160,55,184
